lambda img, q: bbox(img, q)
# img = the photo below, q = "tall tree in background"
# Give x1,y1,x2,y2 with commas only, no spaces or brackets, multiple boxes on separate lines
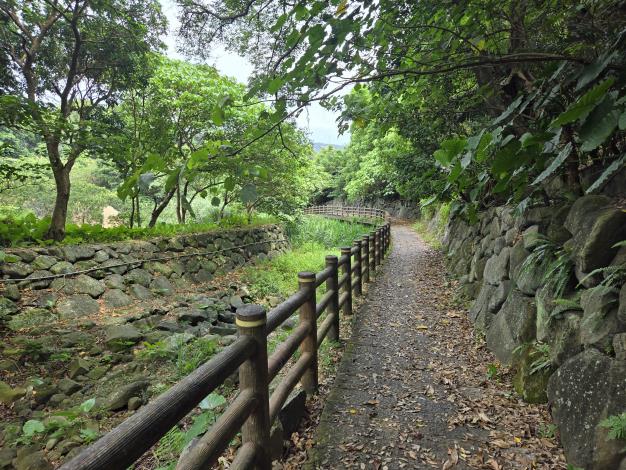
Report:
177,0,626,212
0,0,166,240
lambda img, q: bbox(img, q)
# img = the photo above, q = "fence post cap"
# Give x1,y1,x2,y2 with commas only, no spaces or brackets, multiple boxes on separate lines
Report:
325,255,338,264
297,271,316,282
236,304,267,324
340,246,351,254
353,239,362,246
363,234,369,240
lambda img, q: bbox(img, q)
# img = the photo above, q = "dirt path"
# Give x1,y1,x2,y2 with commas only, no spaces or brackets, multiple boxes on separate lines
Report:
306,224,565,469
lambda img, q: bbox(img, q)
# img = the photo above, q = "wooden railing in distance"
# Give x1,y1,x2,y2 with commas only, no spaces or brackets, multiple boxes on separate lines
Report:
60,220,392,470
303,205,390,221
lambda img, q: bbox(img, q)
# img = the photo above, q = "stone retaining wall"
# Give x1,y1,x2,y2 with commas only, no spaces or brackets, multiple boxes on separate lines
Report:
0,224,287,323
443,196,626,470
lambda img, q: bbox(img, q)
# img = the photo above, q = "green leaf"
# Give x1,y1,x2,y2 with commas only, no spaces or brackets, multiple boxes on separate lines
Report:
576,51,618,91
80,398,96,413
434,149,451,166
240,183,258,204
199,392,227,410
267,78,284,94
531,143,573,186
211,196,220,206
492,95,523,126
491,140,522,176
585,154,626,194
550,78,615,128
23,420,45,437
223,177,235,192
619,110,626,130
211,106,225,125
579,96,620,152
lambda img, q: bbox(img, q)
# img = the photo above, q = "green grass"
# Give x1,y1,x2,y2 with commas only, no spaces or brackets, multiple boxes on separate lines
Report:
286,215,371,249
412,201,450,249
244,216,371,299
243,241,335,299
0,208,278,247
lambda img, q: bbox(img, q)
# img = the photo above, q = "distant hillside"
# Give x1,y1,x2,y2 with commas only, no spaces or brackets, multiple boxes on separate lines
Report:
312,142,345,152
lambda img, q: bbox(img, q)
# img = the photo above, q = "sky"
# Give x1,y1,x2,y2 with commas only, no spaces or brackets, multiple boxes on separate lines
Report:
159,0,349,146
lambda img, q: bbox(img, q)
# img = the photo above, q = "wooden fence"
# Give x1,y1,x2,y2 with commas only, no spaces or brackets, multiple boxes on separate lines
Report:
60,217,391,470
303,205,390,221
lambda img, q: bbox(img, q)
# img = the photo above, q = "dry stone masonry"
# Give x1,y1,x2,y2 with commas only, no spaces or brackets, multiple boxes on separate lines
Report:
0,224,286,324
443,196,626,470
0,225,287,468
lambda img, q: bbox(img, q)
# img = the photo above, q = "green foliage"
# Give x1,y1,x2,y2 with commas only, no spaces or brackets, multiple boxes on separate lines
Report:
245,216,370,299
520,236,574,299
286,216,369,249
538,423,558,439
600,412,626,442
153,392,227,468
176,337,219,377
486,363,500,380
17,398,98,446
0,210,276,248
136,341,178,362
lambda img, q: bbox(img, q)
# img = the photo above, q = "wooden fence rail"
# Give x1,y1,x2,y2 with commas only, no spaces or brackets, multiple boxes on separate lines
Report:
61,213,391,470
303,204,390,221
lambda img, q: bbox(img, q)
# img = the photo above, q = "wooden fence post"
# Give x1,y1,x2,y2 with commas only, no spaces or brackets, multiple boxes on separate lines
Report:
370,230,377,272
325,255,340,342
340,247,352,316
382,225,387,256
353,240,362,296
385,222,391,250
362,235,370,283
298,271,318,393
376,228,382,265
236,304,271,470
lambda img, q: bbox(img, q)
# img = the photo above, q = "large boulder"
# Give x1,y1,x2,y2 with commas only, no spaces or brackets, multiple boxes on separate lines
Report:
62,245,95,262
102,289,133,308
124,268,153,287
51,274,105,298
580,286,623,350
487,280,512,313
104,324,143,351
547,349,626,470
486,290,536,365
483,247,511,285
106,380,150,411
56,295,100,318
564,195,626,273
618,283,626,324
512,345,552,404
1,261,33,278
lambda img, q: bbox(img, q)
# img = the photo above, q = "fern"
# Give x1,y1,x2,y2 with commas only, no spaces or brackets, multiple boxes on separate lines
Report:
520,236,574,298
600,413,626,441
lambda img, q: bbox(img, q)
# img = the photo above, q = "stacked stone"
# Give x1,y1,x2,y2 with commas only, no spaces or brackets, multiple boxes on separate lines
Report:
0,225,287,326
443,195,626,470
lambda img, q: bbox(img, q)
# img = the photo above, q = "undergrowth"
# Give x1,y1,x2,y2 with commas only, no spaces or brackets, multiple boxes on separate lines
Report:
245,216,370,299
412,200,451,249
0,208,278,248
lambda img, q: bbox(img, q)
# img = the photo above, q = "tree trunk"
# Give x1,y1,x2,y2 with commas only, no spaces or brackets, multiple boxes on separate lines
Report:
148,185,176,228
135,194,141,227
45,147,72,241
176,184,182,223
129,194,136,228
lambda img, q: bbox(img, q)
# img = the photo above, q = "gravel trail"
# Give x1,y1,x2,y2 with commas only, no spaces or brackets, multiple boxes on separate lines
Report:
306,224,564,470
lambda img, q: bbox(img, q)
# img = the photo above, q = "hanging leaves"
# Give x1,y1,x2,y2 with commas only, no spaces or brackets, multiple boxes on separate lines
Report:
531,143,573,186
549,78,615,128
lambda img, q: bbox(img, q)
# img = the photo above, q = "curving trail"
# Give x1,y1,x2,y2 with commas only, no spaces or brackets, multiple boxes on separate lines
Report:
306,224,564,469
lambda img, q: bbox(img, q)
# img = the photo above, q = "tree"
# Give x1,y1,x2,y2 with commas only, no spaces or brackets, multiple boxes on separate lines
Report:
0,0,166,240
111,56,244,227
177,0,626,215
